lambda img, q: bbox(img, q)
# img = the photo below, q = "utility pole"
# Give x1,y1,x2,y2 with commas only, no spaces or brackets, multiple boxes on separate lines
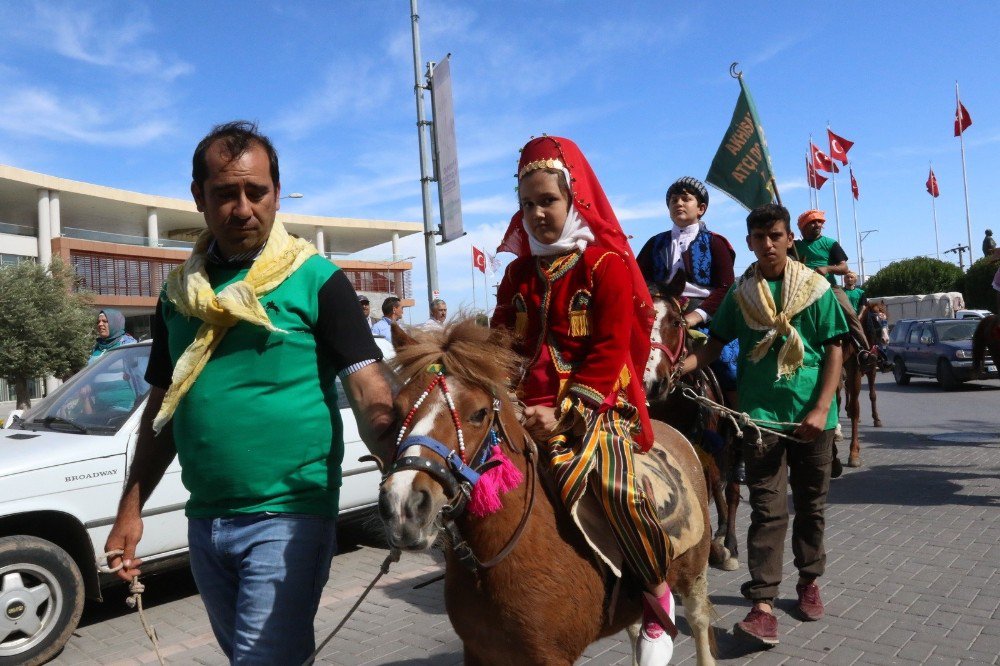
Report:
859,229,877,284
410,0,439,307
944,244,970,271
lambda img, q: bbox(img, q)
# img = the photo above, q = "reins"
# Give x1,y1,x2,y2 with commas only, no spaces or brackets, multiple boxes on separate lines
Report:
98,550,166,666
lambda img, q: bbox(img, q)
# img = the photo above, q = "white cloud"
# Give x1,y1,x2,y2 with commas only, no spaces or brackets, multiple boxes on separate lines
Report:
0,85,173,146
24,2,192,80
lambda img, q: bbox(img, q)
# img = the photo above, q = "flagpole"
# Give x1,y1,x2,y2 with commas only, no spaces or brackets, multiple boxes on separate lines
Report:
827,124,843,244
471,248,477,312
930,162,941,260
483,265,489,316
849,167,862,276
807,137,817,210
956,81,974,262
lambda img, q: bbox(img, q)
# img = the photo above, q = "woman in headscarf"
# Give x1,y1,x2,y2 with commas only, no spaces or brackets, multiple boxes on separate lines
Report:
491,136,674,663
89,309,138,364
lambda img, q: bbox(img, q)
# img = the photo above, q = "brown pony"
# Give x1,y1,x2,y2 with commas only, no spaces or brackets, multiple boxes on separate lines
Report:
377,319,716,666
972,314,1000,377
644,291,741,572
838,303,887,469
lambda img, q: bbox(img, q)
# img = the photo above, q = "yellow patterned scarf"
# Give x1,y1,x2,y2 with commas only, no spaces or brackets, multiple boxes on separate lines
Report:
734,259,829,379
152,219,317,434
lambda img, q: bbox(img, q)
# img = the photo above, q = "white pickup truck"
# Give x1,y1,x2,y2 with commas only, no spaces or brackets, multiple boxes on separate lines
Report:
0,340,389,665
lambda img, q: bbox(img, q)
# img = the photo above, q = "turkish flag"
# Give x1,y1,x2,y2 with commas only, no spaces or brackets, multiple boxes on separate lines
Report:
806,157,828,189
827,129,854,164
954,101,972,136
472,246,486,273
810,142,840,173
849,168,859,200
926,168,940,198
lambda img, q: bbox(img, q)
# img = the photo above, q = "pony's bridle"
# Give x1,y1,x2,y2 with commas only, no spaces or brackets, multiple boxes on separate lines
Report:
380,365,537,572
650,298,689,395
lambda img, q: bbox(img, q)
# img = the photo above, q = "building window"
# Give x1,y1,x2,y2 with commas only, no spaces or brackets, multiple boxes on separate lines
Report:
70,251,182,297
0,254,36,267
340,268,412,299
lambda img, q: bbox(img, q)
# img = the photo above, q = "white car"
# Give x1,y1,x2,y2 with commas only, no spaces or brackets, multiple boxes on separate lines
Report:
954,309,992,320
0,339,390,665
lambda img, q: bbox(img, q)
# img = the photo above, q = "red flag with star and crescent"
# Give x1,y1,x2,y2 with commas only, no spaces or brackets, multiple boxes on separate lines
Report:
806,157,828,189
926,168,940,198
954,101,972,137
850,168,859,200
827,129,854,164
472,246,486,273
810,142,840,173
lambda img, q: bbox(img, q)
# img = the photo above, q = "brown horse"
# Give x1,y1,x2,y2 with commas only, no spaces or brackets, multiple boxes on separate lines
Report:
972,314,1000,377
644,292,740,572
377,319,716,665
839,303,887,469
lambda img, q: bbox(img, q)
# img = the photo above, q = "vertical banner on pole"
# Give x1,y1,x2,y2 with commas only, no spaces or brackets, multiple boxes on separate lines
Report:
429,55,465,243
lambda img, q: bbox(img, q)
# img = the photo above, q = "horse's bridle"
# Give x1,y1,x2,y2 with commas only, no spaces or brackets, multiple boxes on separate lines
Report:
649,298,689,396
379,367,537,572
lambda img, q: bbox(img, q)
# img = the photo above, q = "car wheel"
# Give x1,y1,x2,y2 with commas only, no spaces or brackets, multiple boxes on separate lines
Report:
892,358,910,385
936,359,962,390
0,536,84,666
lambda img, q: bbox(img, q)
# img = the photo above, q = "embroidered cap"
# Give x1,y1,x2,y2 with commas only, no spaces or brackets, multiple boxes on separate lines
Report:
666,176,709,208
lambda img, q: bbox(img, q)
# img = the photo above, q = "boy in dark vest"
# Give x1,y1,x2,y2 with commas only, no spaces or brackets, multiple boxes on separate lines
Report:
637,177,739,395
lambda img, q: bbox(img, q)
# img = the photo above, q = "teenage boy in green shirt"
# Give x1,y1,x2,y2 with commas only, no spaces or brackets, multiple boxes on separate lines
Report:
681,203,848,648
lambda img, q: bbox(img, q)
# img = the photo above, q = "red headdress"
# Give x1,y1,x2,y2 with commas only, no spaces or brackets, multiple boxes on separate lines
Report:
498,136,654,442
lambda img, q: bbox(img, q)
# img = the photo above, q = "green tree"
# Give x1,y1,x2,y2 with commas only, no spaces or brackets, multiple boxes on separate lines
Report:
961,257,999,310
0,259,95,409
863,257,965,298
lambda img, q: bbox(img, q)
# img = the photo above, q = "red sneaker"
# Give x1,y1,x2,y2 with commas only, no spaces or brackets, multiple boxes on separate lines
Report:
795,581,824,621
734,607,778,647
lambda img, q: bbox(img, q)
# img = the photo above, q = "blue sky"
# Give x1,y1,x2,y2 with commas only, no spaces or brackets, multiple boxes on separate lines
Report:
1,1,997,319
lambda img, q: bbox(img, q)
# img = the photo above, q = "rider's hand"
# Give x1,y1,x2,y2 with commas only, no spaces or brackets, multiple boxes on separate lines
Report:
683,311,704,328
523,405,558,440
793,406,828,442
104,512,144,582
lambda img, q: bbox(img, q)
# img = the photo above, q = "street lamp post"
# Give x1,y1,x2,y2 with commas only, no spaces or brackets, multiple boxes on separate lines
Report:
859,229,877,284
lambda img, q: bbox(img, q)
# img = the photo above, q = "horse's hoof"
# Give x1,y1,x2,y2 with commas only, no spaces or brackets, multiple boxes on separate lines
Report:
722,555,740,571
848,455,861,468
873,420,883,428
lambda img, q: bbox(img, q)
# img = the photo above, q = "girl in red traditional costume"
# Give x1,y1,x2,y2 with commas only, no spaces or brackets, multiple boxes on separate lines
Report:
491,136,675,664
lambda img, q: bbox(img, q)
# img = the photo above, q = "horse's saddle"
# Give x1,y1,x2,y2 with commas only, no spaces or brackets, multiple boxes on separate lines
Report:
571,422,706,579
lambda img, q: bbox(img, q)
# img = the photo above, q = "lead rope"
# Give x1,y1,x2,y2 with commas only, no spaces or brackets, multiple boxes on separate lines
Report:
303,549,401,665
676,385,812,446
98,550,166,666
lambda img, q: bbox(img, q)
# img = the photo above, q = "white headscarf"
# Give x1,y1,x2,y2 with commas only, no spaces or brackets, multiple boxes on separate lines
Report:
522,166,595,257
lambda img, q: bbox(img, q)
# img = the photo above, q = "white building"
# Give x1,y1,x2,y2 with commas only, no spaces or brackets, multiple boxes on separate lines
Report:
0,164,421,406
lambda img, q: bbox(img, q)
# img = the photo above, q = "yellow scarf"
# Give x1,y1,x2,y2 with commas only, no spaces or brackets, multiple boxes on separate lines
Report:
152,220,317,434
734,259,829,379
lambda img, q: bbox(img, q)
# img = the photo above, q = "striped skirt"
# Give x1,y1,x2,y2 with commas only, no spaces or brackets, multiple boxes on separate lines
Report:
546,395,670,587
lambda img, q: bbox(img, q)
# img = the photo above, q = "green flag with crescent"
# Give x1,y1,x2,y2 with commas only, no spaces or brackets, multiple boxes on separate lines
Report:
706,75,777,210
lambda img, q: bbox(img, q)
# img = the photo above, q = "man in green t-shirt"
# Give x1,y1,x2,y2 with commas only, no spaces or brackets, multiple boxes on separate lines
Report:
842,271,866,315
795,209,872,363
681,203,848,649
104,122,397,663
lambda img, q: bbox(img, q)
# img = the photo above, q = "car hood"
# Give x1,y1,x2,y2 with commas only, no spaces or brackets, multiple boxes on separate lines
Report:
940,340,973,352
0,428,127,478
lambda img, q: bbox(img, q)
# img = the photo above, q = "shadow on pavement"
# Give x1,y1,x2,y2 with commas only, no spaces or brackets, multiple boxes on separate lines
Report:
829,463,999,507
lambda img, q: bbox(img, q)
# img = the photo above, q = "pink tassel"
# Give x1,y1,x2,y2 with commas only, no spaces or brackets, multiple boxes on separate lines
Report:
489,445,524,493
467,446,524,518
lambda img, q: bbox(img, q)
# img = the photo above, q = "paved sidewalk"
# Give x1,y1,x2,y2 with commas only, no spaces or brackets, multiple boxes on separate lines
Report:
56,376,1000,664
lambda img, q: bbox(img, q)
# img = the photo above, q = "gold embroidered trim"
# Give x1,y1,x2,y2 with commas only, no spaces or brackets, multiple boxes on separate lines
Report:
518,158,566,179
515,311,528,337
569,310,589,337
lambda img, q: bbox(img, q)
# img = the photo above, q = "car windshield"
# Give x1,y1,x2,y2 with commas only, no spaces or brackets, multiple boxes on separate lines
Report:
933,320,978,342
15,344,152,435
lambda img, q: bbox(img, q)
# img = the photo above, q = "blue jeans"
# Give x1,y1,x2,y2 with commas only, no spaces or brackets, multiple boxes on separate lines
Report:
188,514,338,665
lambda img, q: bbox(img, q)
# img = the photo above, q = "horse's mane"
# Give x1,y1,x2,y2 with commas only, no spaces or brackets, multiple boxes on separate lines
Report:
390,317,519,395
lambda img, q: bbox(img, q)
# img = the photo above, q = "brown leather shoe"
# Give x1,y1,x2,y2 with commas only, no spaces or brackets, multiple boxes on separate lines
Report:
795,581,824,621
734,607,778,647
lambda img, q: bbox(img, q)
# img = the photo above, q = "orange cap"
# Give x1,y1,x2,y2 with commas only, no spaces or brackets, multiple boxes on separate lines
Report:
797,209,826,229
